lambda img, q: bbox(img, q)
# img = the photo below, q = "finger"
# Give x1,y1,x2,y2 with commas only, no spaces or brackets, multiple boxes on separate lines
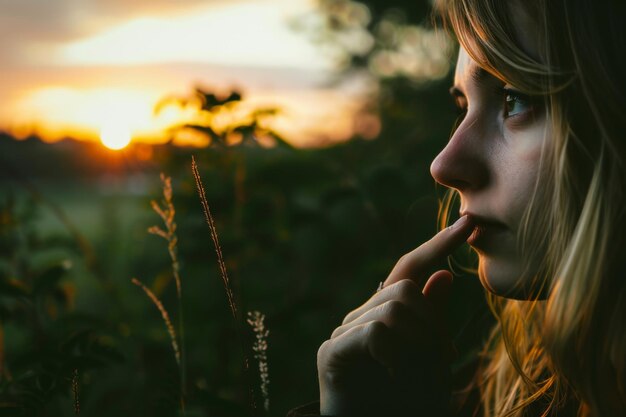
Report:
331,299,437,348
422,270,453,313
383,215,474,288
319,321,409,372
422,270,456,361
342,279,429,326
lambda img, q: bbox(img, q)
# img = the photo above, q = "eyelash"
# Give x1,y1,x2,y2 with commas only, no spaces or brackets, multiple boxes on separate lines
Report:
452,98,467,131
503,88,534,119
452,96,467,119
452,88,535,122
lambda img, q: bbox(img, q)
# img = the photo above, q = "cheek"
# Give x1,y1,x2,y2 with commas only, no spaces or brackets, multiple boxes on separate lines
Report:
497,123,547,215
505,119,547,160
504,151,541,210
480,122,548,296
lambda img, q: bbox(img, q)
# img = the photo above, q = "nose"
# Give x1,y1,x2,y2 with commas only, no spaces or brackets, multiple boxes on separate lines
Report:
430,117,490,191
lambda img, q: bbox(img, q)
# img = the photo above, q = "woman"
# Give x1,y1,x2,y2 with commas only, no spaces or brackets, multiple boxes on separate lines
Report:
290,0,626,415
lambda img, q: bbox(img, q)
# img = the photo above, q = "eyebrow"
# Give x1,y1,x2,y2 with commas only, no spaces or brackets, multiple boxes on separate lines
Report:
449,86,464,99
469,66,492,84
449,66,498,98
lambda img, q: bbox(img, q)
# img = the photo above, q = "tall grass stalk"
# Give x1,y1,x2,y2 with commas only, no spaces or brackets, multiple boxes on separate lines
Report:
72,368,80,415
148,174,187,406
0,320,4,383
131,278,180,364
247,311,271,413
192,156,262,413
191,156,238,320
131,277,183,410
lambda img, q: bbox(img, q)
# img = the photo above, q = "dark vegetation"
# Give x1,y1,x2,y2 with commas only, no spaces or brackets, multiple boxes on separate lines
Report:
0,1,491,415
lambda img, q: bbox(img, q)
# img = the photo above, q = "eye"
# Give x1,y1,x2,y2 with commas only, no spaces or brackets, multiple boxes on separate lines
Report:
503,88,533,118
451,97,467,131
450,95,467,115
449,87,467,120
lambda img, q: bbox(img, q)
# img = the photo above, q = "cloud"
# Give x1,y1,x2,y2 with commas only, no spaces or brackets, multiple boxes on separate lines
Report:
88,0,216,18
0,0,225,65
1,0,323,70
0,0,87,66
53,2,330,70
0,0,354,146
0,0,87,40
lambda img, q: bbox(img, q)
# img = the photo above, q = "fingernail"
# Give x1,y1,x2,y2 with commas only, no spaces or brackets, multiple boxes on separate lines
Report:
448,215,468,230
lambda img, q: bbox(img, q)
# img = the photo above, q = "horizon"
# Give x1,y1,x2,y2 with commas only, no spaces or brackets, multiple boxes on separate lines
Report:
0,0,373,150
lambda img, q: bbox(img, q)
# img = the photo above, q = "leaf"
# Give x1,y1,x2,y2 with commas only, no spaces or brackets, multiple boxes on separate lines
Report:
197,89,242,111
184,124,223,143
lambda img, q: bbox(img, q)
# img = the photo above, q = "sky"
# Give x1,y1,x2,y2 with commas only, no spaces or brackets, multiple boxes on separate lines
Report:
0,0,371,148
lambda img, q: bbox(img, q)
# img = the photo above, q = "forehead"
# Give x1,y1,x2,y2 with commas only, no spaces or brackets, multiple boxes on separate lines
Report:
454,48,473,86
453,48,492,89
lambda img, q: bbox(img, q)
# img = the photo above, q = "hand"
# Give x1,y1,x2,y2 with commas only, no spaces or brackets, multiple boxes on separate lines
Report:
317,215,475,416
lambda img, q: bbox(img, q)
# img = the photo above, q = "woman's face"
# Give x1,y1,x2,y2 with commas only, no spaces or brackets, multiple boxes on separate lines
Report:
430,47,548,297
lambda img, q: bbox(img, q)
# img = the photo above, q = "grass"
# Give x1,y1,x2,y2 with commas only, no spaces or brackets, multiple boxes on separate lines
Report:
132,173,187,412
192,156,238,321
72,369,80,415
129,161,272,416
192,155,276,416
147,173,188,408
0,119,487,416
246,311,270,413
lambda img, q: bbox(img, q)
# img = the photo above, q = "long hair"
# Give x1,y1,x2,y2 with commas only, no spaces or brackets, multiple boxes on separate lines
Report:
435,0,626,415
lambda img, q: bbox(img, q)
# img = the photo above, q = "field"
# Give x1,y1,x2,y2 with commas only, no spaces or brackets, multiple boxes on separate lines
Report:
0,118,491,416
0,2,493,412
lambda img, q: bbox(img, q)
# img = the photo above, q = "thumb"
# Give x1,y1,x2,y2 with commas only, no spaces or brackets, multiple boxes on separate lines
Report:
422,270,456,361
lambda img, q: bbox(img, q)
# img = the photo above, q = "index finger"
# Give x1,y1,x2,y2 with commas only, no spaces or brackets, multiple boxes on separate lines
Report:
383,215,474,288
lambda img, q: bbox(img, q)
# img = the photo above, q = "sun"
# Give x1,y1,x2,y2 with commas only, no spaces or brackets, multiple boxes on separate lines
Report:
100,123,132,150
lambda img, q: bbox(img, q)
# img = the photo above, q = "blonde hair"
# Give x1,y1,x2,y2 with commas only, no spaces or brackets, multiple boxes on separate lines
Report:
436,0,626,415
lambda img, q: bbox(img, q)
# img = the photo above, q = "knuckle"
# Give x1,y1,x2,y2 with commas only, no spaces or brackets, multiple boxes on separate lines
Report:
341,308,358,325
382,299,406,322
396,253,408,265
395,279,421,301
330,325,344,339
363,320,387,340
317,339,332,361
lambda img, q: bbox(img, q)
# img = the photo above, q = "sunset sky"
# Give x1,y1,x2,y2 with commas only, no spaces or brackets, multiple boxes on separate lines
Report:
0,0,372,148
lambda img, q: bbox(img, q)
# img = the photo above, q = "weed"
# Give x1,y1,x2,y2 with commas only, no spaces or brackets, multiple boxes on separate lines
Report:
131,277,180,367
72,368,79,415
247,311,270,413
191,156,238,320
148,174,188,404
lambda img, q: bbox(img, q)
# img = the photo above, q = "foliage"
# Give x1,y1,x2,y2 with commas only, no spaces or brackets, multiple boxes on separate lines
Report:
0,193,123,416
0,1,493,416
303,0,452,82
155,88,288,149
0,113,490,416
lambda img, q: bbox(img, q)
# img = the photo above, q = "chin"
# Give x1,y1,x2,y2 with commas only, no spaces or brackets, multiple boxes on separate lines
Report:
477,255,532,300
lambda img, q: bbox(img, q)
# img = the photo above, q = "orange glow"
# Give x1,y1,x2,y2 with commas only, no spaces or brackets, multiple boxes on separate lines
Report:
0,0,378,148
9,86,202,145
4,84,366,148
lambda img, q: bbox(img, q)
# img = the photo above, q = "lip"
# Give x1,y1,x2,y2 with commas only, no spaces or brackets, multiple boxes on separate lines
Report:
461,212,509,249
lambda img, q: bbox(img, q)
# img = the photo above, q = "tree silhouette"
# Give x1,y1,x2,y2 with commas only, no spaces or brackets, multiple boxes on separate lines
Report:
155,88,291,149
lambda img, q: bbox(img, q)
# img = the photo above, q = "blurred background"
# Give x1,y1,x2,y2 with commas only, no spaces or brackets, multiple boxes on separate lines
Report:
0,0,490,415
